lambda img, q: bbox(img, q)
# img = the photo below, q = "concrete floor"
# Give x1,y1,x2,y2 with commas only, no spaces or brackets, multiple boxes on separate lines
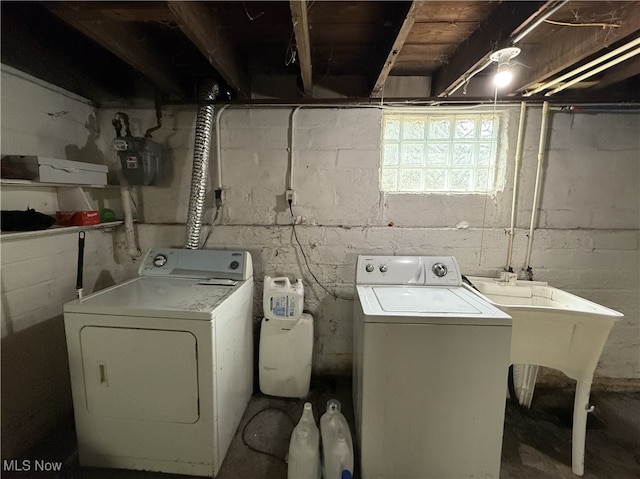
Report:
5,377,640,479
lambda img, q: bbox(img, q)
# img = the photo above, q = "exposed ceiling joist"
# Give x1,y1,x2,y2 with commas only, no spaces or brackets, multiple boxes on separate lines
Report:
48,3,184,97
44,2,174,23
431,1,546,96
5,1,639,104
1,3,135,102
168,0,250,99
371,0,424,98
289,0,313,98
514,2,640,93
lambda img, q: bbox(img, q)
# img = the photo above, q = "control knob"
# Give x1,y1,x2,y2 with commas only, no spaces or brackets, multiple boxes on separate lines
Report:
379,265,388,273
365,264,374,273
153,254,168,267
432,263,448,277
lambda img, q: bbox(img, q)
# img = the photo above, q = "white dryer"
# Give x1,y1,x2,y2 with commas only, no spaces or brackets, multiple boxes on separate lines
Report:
353,255,512,479
64,248,254,477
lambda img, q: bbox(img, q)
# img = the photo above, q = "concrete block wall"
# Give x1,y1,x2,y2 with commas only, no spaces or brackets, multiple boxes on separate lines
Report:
1,231,133,457
2,62,636,462
98,104,639,380
0,67,134,458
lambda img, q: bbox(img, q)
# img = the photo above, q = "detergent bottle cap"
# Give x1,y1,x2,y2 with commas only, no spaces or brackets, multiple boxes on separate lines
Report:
326,399,341,413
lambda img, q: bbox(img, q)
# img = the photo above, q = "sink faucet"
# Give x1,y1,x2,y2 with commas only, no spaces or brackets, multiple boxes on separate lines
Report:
499,271,518,284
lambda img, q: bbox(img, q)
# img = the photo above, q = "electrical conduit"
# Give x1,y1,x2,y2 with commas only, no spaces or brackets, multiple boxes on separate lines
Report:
215,105,230,190
288,106,304,191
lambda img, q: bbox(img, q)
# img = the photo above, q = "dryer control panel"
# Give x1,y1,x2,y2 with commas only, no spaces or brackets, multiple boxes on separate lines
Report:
356,255,461,286
139,248,253,280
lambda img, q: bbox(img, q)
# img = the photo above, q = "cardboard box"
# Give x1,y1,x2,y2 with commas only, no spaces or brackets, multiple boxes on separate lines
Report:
1,155,108,185
56,211,101,226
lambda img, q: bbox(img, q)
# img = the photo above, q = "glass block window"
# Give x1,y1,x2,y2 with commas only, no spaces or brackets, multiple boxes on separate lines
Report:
381,112,505,194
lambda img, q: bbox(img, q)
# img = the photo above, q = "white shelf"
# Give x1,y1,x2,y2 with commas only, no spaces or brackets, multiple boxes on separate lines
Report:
1,178,126,240
0,179,116,188
0,221,124,241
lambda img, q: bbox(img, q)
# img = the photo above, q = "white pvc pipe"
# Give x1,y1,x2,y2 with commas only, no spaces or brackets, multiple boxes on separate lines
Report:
118,174,140,259
215,105,230,190
289,106,304,189
506,101,527,271
524,101,550,273
546,46,640,96
525,36,640,97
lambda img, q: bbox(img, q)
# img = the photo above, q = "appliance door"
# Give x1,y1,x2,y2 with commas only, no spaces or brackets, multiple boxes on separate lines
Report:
373,286,481,314
357,285,511,325
359,321,511,479
80,326,199,423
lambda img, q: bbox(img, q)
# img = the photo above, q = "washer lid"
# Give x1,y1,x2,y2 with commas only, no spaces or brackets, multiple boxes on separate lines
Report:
373,287,481,314
357,285,511,325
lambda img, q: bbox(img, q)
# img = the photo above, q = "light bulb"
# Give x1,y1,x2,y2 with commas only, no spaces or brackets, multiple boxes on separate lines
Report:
494,68,513,88
489,47,520,89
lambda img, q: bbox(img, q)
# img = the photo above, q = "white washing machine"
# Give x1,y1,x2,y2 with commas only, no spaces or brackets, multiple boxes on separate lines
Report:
353,255,512,479
64,248,254,477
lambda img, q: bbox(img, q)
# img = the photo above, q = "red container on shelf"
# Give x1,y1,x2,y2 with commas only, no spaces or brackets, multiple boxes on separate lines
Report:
56,210,100,226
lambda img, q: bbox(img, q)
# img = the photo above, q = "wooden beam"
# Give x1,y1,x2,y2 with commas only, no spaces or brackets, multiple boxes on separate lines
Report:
43,2,174,22
406,22,478,44
48,4,184,97
431,1,546,96
2,2,137,103
371,1,424,98
514,2,640,93
289,0,313,98
167,0,250,99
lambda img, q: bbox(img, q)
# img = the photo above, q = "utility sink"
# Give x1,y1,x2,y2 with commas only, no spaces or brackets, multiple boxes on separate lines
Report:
465,276,623,476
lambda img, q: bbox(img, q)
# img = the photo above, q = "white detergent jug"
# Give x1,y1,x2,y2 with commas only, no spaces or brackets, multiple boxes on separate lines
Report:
320,400,354,479
258,313,314,398
288,402,321,479
263,276,304,321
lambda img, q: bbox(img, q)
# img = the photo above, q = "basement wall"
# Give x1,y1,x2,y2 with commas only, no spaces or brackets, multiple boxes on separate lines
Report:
0,67,134,458
1,68,638,458
98,104,639,380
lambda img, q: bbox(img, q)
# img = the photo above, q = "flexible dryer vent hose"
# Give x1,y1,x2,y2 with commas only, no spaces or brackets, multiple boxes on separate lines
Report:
184,79,220,249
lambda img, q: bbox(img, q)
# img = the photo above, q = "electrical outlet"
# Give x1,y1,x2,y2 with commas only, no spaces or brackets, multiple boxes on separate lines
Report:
285,189,296,206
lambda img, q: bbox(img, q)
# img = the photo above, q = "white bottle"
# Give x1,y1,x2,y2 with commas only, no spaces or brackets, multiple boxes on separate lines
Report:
320,400,354,479
288,402,321,479
263,276,304,321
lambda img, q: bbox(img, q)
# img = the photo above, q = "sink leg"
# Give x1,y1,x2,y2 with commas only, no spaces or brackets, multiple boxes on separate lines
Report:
572,379,592,476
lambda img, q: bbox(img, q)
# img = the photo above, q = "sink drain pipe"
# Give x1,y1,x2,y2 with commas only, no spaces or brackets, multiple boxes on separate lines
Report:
184,79,220,249
523,101,550,280
505,101,527,272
